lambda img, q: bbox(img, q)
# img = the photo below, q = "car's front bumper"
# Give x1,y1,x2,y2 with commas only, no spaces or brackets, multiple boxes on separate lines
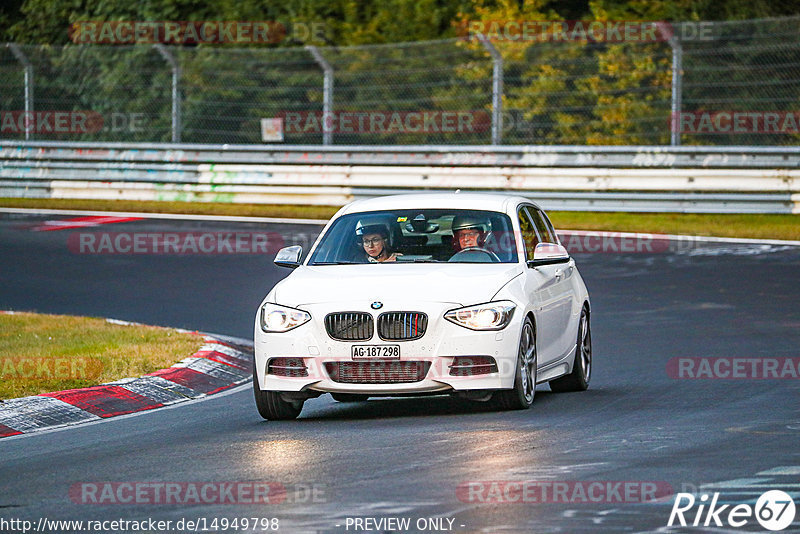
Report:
254,300,522,395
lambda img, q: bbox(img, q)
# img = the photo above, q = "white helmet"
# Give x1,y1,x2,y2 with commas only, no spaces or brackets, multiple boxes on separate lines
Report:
451,215,487,233
355,220,393,248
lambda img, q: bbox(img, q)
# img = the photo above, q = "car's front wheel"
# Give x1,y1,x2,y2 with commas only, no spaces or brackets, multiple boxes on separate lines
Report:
492,317,536,410
253,366,304,420
549,306,591,392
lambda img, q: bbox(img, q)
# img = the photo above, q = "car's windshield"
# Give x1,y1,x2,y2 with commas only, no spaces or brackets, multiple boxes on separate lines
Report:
308,209,518,265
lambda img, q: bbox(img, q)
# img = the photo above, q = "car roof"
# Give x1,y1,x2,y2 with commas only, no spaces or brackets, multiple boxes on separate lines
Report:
339,193,539,215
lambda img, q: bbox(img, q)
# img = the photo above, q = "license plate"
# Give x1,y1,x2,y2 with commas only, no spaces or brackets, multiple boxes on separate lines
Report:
351,345,400,359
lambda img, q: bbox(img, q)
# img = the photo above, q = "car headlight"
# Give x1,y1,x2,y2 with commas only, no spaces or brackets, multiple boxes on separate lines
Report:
444,301,516,331
260,303,311,333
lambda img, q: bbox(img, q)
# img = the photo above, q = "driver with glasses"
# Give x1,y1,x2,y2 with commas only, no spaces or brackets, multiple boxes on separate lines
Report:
356,223,401,262
450,215,502,262
452,215,488,251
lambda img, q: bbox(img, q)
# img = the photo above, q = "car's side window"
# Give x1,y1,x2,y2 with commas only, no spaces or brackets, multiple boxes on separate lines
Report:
528,207,556,244
517,207,540,261
536,208,559,244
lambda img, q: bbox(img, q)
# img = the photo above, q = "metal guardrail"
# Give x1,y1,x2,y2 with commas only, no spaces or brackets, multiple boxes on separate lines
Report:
1,141,799,213
3,141,800,167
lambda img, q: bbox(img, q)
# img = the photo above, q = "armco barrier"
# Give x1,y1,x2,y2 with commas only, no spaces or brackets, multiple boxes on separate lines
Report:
1,142,799,213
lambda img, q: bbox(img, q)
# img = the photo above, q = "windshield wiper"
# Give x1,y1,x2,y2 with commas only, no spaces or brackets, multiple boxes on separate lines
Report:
311,261,362,265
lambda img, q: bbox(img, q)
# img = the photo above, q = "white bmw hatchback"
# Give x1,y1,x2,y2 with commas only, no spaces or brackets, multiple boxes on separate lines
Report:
254,193,592,420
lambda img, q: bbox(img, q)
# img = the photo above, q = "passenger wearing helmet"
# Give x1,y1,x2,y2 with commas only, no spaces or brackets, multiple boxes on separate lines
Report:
451,215,488,252
356,223,401,262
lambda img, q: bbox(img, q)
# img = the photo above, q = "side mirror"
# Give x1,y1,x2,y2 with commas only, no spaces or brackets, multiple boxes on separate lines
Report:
274,245,302,269
528,242,570,267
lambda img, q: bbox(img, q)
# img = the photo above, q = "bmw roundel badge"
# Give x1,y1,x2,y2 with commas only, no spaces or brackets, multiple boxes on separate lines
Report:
371,301,383,309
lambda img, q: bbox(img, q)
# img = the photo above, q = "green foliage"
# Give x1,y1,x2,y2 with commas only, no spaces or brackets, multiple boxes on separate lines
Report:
592,0,800,21
4,0,800,46
2,0,469,46
1,1,799,145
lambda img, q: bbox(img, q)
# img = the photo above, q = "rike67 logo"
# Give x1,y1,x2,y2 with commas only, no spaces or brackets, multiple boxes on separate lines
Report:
668,490,796,531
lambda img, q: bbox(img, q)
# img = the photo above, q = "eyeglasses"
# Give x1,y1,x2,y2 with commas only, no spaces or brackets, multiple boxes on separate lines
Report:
361,237,384,246
458,230,481,238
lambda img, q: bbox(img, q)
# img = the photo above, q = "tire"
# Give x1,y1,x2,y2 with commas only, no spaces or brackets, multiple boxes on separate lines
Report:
492,317,536,410
331,393,369,403
549,307,591,392
253,364,303,420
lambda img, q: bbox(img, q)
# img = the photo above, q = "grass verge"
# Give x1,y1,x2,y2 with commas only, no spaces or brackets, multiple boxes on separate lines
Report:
0,311,204,400
1,198,798,241
547,212,800,241
0,198,340,221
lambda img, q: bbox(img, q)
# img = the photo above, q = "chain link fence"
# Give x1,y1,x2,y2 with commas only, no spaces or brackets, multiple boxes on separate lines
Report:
2,16,800,146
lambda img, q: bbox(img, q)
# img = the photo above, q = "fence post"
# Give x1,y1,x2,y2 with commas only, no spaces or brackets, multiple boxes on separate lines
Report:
668,35,683,146
7,44,34,141
306,45,334,145
478,34,503,145
154,44,181,143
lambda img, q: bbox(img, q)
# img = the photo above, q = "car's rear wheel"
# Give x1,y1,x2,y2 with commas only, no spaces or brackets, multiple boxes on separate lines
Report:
549,307,591,392
492,317,536,410
253,365,303,420
331,393,369,403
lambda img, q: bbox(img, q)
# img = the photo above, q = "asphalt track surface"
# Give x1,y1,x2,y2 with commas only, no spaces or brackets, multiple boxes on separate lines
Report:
1,212,799,534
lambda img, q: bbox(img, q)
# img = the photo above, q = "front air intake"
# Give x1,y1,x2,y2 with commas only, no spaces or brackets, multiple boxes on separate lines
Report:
324,361,431,383
268,357,309,377
449,356,498,376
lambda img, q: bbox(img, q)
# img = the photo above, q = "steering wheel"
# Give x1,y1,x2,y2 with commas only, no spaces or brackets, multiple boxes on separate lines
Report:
448,247,501,263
